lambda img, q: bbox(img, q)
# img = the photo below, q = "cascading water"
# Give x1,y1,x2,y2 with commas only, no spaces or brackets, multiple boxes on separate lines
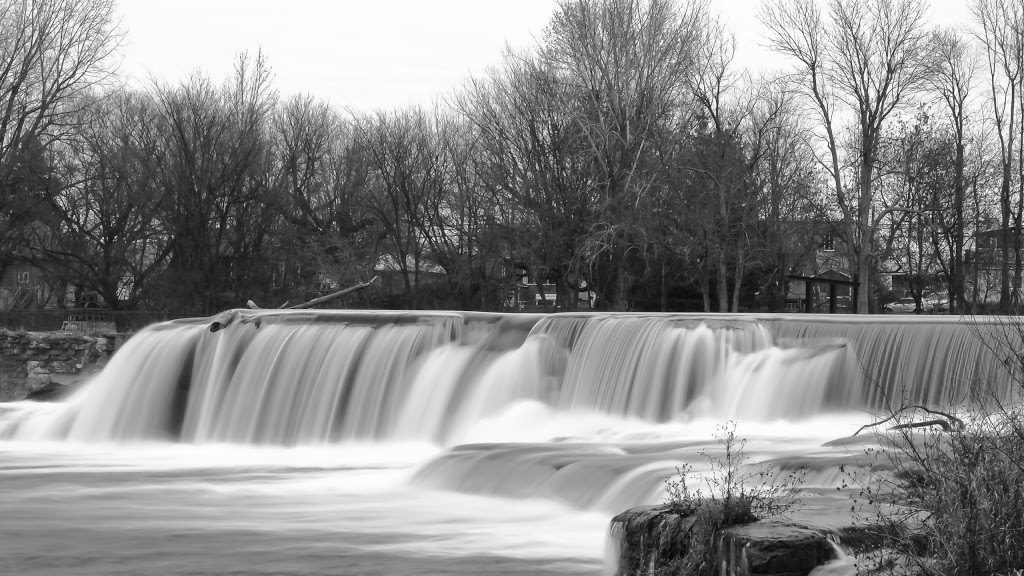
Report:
0,311,1016,575
6,311,1010,445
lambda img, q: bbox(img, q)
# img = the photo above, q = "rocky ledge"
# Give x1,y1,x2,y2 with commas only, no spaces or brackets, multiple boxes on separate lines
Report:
719,522,838,576
0,330,118,401
610,504,837,576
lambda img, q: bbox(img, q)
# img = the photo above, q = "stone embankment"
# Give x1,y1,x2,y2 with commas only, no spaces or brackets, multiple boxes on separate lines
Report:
0,330,119,401
610,504,839,576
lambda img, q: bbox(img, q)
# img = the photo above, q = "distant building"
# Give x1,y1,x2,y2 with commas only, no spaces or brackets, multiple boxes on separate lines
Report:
966,225,1021,304
373,254,445,294
506,262,594,312
0,262,64,309
773,222,854,312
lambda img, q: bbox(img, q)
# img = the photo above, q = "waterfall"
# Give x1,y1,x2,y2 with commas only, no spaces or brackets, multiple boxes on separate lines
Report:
0,311,1017,446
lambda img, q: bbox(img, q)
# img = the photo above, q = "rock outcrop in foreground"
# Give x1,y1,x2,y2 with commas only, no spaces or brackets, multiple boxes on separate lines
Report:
610,504,837,576
719,522,838,576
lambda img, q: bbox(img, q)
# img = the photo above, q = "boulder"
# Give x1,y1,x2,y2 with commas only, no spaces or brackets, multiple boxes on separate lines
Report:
719,522,837,576
611,504,701,576
24,380,73,401
48,359,84,373
25,360,50,390
610,505,836,576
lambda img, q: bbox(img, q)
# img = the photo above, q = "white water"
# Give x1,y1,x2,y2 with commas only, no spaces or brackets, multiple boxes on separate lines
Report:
0,311,1013,575
0,441,608,575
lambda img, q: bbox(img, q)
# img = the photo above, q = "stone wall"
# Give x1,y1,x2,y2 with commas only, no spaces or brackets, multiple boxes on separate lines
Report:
0,330,118,401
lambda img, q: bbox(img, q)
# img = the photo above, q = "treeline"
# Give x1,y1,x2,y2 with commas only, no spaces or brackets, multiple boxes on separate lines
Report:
3,0,1024,314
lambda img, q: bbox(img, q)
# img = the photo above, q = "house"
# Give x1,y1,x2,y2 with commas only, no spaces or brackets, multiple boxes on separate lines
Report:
506,262,594,312
770,222,854,312
0,262,65,309
373,254,446,294
966,225,1021,304
889,273,943,299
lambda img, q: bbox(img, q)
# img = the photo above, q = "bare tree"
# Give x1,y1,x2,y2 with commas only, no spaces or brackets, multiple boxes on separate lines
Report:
973,0,1024,311
273,94,375,299
155,52,279,313
683,22,789,312
0,0,122,277
686,21,741,311
926,28,978,313
877,112,949,312
543,0,708,309
460,52,594,311
761,0,931,313
757,81,821,312
419,110,507,309
356,107,444,308
358,105,499,309
34,90,171,309
0,0,122,166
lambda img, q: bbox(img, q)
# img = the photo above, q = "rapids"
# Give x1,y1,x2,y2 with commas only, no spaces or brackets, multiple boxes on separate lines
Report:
0,311,1014,575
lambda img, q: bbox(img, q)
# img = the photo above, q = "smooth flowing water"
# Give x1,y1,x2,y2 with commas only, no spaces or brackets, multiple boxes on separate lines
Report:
0,311,1014,575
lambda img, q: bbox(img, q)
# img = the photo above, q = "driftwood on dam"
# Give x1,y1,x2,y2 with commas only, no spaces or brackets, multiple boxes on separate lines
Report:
853,404,964,436
281,276,379,310
210,277,380,332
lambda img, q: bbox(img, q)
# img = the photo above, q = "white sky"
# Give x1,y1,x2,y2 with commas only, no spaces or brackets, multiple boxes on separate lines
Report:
115,0,975,113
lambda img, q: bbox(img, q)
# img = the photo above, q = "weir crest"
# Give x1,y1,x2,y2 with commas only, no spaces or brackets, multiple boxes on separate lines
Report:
0,311,1014,446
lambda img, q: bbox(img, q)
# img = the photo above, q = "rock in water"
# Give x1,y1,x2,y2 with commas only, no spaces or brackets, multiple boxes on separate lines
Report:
610,505,700,575
610,505,836,576
718,522,836,576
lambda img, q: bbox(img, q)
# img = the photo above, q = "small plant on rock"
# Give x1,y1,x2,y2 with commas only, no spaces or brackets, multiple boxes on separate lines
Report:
660,421,805,575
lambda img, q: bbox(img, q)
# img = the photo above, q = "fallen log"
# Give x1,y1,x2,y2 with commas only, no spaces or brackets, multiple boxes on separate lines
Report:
212,277,379,332
853,405,963,436
890,419,954,432
286,276,379,309
209,310,241,332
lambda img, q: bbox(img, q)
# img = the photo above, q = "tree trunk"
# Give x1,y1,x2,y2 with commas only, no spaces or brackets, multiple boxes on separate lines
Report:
951,135,965,314
857,162,873,314
401,265,413,310
731,253,744,312
1001,167,1012,313
660,259,667,312
612,242,630,311
1014,214,1022,308
775,251,787,312
717,256,729,313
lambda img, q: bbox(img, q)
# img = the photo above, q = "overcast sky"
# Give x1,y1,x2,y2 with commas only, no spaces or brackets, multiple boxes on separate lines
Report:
115,0,974,113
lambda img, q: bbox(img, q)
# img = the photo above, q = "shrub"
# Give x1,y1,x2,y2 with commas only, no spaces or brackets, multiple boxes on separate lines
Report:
854,316,1024,576
661,421,804,575
854,407,1024,576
